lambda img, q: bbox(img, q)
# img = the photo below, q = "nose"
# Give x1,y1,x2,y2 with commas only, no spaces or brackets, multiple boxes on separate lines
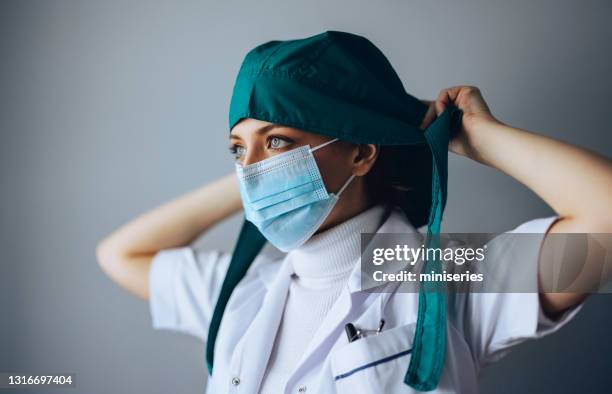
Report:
241,147,267,166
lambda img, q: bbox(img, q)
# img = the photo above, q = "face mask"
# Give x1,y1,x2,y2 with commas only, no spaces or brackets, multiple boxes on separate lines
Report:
235,137,355,252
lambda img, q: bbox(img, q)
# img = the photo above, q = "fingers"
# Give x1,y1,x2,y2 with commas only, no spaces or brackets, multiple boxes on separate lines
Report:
435,86,463,115
420,100,437,129
421,86,489,128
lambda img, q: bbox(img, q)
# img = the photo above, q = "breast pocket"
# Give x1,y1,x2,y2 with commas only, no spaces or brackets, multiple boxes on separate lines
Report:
330,322,416,394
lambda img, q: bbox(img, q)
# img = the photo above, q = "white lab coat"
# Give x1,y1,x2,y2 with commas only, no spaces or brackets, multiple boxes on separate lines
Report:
149,210,581,394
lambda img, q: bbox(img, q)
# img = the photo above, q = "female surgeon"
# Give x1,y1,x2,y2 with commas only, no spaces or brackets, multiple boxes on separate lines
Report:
96,31,612,393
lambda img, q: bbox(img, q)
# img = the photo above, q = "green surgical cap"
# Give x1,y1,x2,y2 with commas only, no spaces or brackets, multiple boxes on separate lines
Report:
207,31,462,391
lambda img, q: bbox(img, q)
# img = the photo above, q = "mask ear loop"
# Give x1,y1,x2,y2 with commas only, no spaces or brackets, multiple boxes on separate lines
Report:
310,137,340,152
334,141,380,197
335,174,355,197
309,137,354,197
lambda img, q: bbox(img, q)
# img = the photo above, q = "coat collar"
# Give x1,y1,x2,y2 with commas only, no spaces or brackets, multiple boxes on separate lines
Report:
234,253,294,394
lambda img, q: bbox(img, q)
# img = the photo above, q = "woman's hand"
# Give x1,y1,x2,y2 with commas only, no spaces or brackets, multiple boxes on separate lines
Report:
423,84,612,317
420,85,500,160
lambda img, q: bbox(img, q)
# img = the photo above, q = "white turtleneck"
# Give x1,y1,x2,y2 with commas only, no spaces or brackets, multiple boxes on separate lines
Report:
258,203,389,394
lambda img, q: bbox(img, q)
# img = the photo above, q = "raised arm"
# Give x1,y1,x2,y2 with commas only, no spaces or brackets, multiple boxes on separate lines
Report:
95,173,242,300
422,86,612,316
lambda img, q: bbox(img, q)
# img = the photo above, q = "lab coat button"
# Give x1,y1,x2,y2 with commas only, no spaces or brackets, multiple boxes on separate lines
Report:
298,385,307,393
231,377,240,386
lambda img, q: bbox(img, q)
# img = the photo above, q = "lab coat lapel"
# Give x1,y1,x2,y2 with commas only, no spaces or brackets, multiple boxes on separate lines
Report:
236,258,293,394
285,279,369,385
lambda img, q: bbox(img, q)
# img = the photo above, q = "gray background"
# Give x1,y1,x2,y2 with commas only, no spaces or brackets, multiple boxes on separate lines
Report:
1,0,611,393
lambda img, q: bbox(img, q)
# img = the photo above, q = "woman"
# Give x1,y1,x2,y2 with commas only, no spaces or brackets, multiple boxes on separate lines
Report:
96,31,612,393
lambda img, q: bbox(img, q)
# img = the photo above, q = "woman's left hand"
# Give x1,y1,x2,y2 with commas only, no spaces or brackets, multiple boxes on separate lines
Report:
420,85,500,159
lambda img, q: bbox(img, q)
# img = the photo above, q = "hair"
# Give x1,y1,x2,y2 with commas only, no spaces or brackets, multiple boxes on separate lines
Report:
365,144,433,228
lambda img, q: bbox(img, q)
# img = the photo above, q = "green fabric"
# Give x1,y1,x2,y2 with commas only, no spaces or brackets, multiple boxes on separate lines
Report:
206,30,463,391
205,219,267,375
228,31,428,144
405,104,458,391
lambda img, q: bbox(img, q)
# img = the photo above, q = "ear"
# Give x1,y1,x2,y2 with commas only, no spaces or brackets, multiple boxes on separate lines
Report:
351,144,379,176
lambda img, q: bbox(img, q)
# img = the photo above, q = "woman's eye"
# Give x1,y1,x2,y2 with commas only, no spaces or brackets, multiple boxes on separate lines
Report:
229,145,246,159
268,136,292,150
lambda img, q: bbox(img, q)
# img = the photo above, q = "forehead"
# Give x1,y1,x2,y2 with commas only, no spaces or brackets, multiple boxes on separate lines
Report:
229,118,320,141
230,118,274,135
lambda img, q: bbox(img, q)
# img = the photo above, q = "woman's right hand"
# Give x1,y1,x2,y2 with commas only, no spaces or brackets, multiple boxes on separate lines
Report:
95,173,243,300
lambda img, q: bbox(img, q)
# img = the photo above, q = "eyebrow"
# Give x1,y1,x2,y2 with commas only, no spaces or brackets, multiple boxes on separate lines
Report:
229,124,283,140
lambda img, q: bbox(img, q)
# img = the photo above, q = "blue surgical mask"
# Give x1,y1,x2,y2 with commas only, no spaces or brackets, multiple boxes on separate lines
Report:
235,137,355,252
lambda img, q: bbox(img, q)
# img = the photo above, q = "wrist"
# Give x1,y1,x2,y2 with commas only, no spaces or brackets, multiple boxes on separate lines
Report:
461,114,505,164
